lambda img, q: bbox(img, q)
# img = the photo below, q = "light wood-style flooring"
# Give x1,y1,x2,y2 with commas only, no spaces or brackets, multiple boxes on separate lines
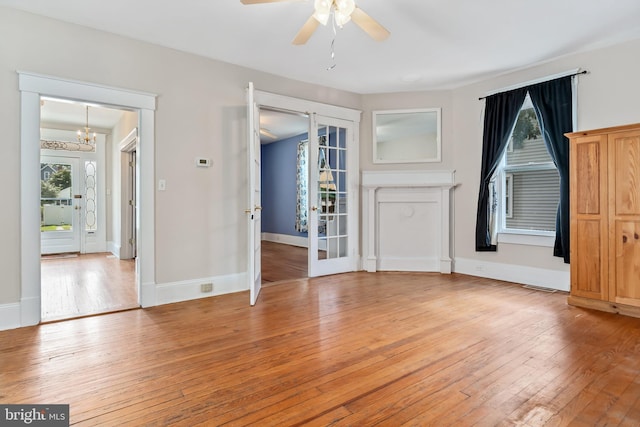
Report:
3,271,640,425
40,252,137,322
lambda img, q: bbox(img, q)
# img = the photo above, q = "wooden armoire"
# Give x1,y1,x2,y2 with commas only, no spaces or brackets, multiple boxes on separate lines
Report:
567,123,640,317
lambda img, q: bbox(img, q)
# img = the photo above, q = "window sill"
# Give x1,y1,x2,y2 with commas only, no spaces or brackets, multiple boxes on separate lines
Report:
498,231,555,247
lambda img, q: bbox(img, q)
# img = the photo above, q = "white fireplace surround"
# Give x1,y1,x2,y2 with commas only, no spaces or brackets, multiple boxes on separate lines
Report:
362,170,456,274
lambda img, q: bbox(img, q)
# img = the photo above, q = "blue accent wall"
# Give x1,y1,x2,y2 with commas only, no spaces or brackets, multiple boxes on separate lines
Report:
261,133,308,238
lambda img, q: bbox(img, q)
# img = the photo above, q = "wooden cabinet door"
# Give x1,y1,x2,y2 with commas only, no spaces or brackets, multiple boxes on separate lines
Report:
609,129,640,306
570,135,608,300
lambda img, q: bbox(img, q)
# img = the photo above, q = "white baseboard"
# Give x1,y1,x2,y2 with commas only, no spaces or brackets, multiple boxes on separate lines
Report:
261,233,308,248
140,281,157,308
454,257,570,292
107,241,120,257
20,296,40,327
154,272,248,306
0,303,21,330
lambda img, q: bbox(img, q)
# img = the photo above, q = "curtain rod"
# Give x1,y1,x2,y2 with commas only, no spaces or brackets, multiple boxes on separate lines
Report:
478,70,588,100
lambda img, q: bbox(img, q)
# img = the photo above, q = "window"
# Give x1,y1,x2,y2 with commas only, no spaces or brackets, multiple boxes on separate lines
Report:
504,173,513,219
494,95,559,236
476,74,573,260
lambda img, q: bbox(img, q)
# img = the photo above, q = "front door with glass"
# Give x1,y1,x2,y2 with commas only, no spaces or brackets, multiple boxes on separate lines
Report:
40,156,81,254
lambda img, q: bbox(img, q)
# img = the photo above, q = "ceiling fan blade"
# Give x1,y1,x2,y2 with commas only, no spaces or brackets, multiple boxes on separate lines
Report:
292,15,320,45
350,7,390,41
240,0,292,4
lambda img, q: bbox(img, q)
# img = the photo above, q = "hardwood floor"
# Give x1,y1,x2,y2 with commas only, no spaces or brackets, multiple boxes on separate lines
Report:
41,252,138,322
3,272,640,425
261,241,307,284
40,240,295,322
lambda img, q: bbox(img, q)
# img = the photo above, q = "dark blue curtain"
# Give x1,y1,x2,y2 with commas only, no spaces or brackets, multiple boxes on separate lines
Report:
528,76,573,263
475,88,527,251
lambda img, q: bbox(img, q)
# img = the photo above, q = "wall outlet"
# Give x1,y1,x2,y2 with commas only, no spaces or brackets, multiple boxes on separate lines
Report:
201,283,213,293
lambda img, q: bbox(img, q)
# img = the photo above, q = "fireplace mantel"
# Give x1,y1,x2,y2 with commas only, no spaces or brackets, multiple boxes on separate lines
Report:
362,170,457,274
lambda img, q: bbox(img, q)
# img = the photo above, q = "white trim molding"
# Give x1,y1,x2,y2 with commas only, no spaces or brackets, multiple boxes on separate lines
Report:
454,257,570,292
18,71,157,328
0,303,21,331
362,170,457,274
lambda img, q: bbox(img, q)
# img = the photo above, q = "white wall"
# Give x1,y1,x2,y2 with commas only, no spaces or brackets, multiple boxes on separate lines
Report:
0,6,360,306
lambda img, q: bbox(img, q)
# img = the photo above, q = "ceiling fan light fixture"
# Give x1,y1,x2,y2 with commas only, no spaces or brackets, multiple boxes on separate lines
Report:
313,0,331,25
334,0,355,26
334,11,351,27
241,0,389,45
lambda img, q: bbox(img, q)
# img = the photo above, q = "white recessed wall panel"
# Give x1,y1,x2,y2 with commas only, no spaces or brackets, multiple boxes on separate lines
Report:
377,189,440,271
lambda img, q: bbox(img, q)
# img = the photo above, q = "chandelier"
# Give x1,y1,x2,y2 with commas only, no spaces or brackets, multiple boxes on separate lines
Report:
77,105,96,146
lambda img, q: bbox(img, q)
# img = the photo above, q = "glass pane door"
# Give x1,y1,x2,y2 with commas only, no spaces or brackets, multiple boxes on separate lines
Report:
309,115,356,277
40,157,80,254
317,128,348,260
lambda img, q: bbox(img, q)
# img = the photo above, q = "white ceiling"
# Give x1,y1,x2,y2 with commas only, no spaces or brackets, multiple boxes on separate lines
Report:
10,0,640,142
2,0,640,95
40,98,126,131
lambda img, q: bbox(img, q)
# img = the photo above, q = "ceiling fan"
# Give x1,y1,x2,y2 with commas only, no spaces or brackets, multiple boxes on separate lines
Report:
240,0,390,45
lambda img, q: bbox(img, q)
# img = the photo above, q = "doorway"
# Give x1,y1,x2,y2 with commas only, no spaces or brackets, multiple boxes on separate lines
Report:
247,87,361,304
39,98,138,322
259,108,310,284
19,71,157,327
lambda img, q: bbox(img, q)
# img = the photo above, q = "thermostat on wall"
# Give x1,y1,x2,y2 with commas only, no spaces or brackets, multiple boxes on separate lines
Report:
195,157,211,167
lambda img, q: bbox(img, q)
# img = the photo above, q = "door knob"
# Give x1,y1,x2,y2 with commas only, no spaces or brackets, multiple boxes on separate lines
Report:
311,206,318,211
254,205,262,210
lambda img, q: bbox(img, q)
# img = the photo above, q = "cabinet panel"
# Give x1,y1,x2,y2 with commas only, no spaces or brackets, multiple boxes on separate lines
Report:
570,134,608,301
575,140,602,215
612,220,640,305
612,133,640,215
573,219,605,297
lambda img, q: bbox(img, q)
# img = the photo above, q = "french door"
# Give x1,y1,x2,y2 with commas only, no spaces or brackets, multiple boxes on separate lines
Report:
247,83,262,305
246,86,360,305
308,114,358,277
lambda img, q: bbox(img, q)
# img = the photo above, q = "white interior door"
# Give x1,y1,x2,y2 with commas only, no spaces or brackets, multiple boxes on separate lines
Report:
40,155,81,254
308,114,358,277
247,82,262,305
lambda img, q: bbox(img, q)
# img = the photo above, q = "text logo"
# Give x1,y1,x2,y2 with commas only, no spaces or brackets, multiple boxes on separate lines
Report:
1,405,69,426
